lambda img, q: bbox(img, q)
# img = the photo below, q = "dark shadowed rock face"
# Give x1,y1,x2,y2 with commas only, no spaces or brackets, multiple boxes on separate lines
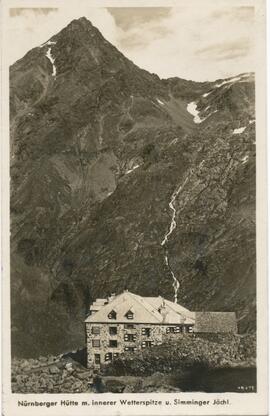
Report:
10,17,255,357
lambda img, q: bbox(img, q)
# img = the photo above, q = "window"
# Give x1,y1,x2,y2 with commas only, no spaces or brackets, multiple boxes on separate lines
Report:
109,326,117,335
94,354,100,364
108,310,117,320
124,324,134,329
105,352,113,362
105,352,119,361
124,333,136,342
124,346,136,352
91,326,100,335
166,327,175,334
166,326,184,334
142,341,154,348
141,328,151,337
92,339,100,348
165,325,193,333
125,310,134,319
109,340,118,348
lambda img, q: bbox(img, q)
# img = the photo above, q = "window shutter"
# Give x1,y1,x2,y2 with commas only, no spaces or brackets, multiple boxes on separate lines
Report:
91,326,100,335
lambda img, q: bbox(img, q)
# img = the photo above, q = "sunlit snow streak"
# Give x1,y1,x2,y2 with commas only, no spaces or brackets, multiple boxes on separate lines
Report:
126,164,139,174
161,176,189,303
203,91,212,97
241,155,249,164
215,76,242,88
46,47,57,77
214,73,250,88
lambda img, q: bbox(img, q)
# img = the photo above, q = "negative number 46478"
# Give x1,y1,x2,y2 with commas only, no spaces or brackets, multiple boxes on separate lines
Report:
237,385,255,391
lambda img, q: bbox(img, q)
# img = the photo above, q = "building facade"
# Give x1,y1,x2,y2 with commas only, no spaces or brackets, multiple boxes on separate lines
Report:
85,290,237,368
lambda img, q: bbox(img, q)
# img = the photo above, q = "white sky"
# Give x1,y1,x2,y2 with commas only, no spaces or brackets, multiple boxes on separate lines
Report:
8,2,255,81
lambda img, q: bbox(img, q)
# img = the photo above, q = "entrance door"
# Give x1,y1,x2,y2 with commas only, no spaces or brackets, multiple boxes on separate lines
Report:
94,354,101,365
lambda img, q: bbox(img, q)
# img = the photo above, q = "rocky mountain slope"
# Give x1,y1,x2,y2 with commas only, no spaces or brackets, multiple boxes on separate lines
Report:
10,17,255,357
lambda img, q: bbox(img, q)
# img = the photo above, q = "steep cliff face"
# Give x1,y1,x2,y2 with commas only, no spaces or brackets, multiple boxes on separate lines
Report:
10,17,255,357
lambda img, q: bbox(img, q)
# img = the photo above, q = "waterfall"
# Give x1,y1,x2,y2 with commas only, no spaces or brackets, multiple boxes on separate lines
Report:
161,177,189,303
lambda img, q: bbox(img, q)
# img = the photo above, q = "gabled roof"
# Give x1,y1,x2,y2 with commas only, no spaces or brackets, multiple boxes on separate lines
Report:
85,291,195,325
145,297,195,320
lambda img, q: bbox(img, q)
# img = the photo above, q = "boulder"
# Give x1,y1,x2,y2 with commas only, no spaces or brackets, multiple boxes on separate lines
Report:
105,379,126,393
49,365,60,374
48,356,55,365
73,381,83,391
65,362,73,371
39,356,48,363
76,372,91,380
47,381,55,391
123,384,136,393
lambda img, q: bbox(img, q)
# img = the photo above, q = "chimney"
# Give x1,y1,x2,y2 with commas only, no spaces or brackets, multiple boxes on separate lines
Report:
89,297,108,314
158,298,168,323
107,293,116,303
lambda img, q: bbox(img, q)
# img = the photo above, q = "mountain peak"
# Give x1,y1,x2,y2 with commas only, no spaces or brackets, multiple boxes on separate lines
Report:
68,16,94,29
50,15,107,49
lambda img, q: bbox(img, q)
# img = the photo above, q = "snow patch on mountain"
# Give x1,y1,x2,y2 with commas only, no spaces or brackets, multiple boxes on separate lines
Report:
187,102,217,124
233,127,246,135
46,47,57,77
202,73,251,98
241,155,249,164
156,98,165,106
186,102,202,123
39,40,56,48
169,138,179,146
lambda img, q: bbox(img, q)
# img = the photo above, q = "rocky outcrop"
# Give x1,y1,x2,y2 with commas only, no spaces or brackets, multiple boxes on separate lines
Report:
11,333,256,393
11,354,181,393
104,333,256,376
